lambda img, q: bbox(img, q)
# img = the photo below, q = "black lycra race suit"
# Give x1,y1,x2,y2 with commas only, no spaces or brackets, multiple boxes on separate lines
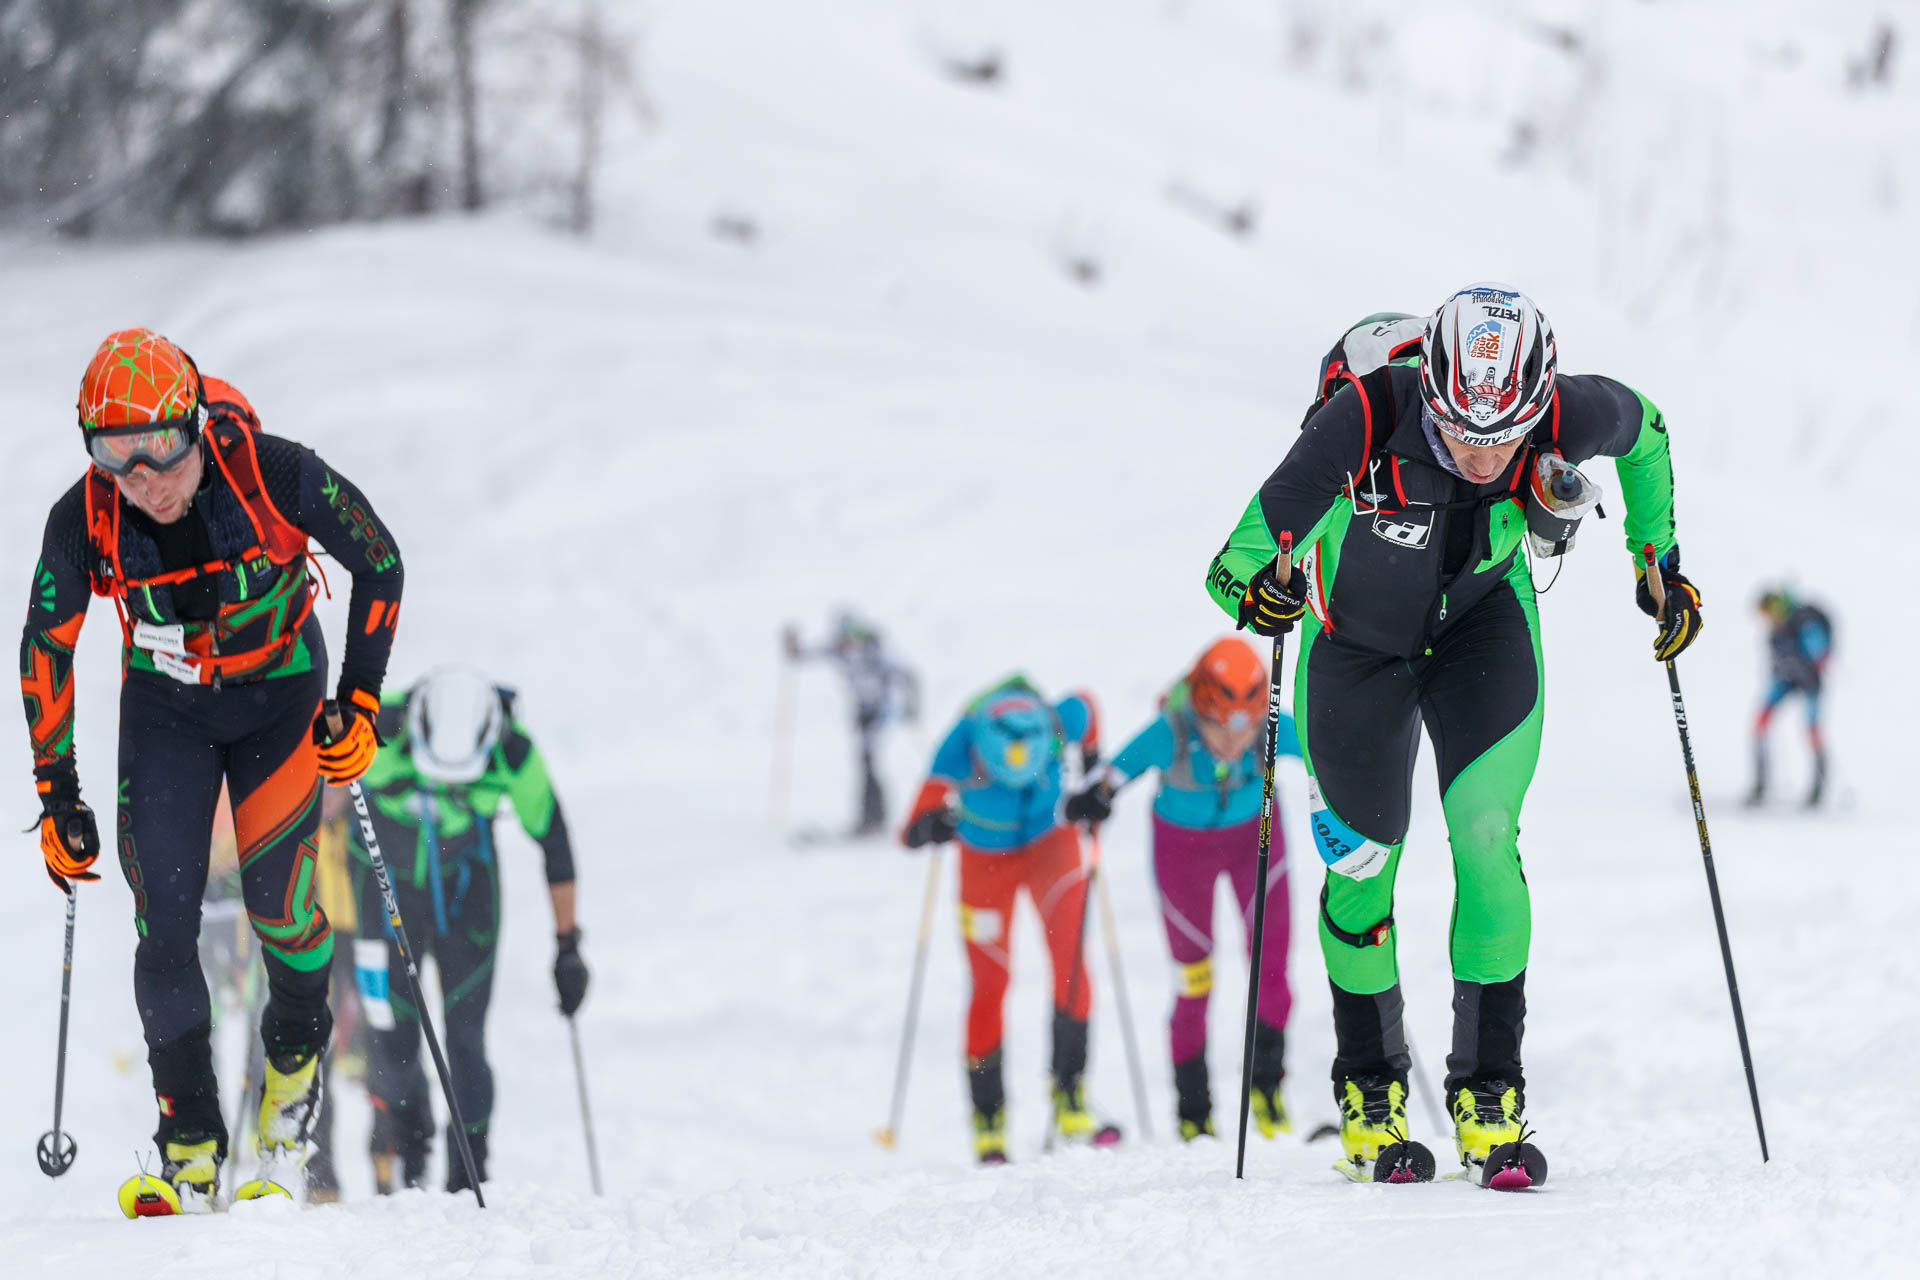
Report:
21,410,402,1155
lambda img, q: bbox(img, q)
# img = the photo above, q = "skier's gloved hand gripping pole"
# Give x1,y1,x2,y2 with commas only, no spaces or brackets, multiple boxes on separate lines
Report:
1234,535,1292,1179
36,887,79,1178
1641,544,1768,1162
324,702,489,1204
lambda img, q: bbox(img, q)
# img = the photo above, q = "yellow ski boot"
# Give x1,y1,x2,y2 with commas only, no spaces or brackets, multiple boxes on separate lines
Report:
1332,1073,1434,1184
1050,1077,1122,1148
235,1050,322,1202
973,1108,1009,1166
1450,1080,1522,1168
1250,1084,1292,1138
1450,1079,1546,1188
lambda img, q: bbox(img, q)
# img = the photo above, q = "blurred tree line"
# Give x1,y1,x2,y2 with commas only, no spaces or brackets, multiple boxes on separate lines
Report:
0,0,647,236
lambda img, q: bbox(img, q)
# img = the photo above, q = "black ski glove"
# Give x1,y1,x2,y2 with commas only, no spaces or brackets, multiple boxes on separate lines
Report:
35,765,101,893
554,929,589,1016
902,807,957,850
1635,547,1704,662
1237,561,1309,637
1064,781,1114,826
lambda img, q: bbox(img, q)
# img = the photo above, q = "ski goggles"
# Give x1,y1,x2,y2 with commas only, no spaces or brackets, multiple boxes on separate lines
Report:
84,415,201,476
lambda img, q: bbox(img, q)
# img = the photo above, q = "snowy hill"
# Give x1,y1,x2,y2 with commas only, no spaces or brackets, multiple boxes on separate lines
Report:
2,1,1916,1274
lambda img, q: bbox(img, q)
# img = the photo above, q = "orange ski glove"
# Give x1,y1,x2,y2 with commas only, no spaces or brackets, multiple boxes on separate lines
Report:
313,687,384,785
36,770,101,893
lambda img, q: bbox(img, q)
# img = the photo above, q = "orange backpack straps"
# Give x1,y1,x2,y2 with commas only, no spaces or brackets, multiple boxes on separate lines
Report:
201,410,307,565
81,467,126,598
200,375,261,431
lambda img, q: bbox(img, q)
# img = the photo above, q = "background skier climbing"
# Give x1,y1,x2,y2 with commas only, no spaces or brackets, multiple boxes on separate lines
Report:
899,674,1117,1163
1746,587,1834,808
347,665,587,1194
1066,638,1301,1141
784,612,920,835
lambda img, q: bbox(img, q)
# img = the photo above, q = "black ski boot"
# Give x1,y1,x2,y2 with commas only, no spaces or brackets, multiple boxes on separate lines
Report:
1173,1054,1213,1141
445,1127,489,1194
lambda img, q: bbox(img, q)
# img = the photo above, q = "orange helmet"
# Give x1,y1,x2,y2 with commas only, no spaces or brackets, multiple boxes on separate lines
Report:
77,329,203,432
1188,638,1267,729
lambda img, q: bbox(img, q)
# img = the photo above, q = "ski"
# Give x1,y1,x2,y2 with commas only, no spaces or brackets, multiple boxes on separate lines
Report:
1333,1139,1437,1184
119,1173,194,1218
117,1168,228,1218
232,1170,298,1203
119,1143,311,1218
1438,1141,1550,1190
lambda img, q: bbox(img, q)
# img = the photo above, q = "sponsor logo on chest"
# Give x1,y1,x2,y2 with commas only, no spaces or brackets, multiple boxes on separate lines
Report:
1371,513,1433,549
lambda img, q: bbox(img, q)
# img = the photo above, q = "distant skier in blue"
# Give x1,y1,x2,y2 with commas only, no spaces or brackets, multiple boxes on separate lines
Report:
899,673,1119,1163
1746,587,1834,808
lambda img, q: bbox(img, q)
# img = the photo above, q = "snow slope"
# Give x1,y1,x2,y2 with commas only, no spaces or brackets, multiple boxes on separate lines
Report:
1,1,1916,1275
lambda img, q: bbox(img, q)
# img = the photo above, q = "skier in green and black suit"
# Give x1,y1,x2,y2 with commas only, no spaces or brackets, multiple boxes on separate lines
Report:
348,666,589,1193
1204,285,1703,1184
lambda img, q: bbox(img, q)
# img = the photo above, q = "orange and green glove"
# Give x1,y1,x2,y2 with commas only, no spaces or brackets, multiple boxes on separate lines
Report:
313,686,384,785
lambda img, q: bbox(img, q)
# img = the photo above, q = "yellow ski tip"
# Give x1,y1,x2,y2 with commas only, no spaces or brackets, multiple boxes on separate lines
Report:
873,1128,897,1150
233,1179,294,1203
119,1174,183,1218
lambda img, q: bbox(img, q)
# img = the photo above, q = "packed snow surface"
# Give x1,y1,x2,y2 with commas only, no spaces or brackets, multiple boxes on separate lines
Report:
2,1,1916,1275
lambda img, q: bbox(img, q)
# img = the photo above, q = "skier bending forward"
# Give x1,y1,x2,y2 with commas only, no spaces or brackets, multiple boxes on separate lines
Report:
1203,286,1701,1184
21,330,402,1212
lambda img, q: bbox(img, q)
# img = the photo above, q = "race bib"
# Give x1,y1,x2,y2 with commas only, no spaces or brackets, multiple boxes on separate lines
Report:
152,650,203,686
132,619,188,656
355,938,395,1030
1307,776,1393,881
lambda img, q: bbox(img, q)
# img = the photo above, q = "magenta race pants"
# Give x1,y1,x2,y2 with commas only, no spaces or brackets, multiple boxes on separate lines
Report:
1151,812,1291,1066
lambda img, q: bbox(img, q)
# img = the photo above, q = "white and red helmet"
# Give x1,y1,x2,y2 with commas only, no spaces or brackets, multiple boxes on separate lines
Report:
1419,283,1556,446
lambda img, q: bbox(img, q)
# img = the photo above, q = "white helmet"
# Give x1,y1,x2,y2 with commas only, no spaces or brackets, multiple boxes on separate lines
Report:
1419,283,1557,446
407,666,504,784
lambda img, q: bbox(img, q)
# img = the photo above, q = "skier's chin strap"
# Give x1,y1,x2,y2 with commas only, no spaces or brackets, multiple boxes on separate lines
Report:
1320,882,1393,948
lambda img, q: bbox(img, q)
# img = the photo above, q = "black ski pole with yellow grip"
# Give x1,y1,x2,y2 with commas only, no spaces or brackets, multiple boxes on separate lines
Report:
1235,535,1290,1180
1640,545,1769,1163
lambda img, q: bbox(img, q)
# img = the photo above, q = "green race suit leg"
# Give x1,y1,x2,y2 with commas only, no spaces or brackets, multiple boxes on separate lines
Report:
1425,566,1542,1094
1293,612,1422,1085
1297,565,1543,1091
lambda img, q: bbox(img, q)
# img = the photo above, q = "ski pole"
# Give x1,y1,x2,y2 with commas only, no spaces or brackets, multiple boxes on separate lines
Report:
1236,536,1291,1180
36,888,79,1178
567,1016,604,1194
875,845,944,1149
331,706,488,1204
1092,846,1152,1141
1642,545,1769,1163
769,643,798,830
